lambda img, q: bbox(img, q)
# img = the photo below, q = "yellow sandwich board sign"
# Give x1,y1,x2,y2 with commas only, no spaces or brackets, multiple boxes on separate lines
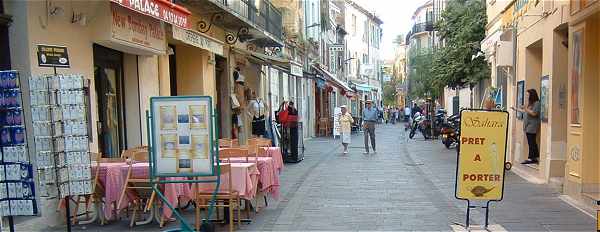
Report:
455,110,509,201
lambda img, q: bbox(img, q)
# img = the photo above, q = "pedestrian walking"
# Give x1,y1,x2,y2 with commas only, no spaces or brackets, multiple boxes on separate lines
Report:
362,100,378,154
513,89,541,164
338,105,353,154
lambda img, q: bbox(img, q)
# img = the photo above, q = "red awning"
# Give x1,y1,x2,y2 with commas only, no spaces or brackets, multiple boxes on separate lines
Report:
110,0,192,29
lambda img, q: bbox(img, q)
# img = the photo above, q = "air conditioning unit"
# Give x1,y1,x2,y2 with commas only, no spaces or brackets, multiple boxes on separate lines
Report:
496,41,513,67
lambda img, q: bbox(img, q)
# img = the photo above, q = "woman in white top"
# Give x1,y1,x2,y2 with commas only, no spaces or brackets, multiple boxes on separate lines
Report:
339,105,354,154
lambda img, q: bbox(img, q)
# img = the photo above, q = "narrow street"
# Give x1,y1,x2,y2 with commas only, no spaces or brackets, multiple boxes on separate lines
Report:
242,123,596,231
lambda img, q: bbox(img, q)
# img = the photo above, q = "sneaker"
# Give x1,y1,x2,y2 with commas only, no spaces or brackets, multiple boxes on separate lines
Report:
363,151,369,154
343,151,348,154
372,150,377,154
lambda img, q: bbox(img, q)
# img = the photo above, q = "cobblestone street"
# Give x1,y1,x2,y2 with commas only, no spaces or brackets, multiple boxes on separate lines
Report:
242,123,596,231
14,124,596,231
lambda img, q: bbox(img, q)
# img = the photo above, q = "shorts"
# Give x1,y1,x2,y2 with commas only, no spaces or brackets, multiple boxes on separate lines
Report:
341,132,351,144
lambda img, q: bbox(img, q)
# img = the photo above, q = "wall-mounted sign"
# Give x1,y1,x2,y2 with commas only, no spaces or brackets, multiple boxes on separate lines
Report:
150,96,214,177
455,110,509,201
172,27,223,56
37,45,70,68
290,63,303,77
110,0,191,29
110,3,166,53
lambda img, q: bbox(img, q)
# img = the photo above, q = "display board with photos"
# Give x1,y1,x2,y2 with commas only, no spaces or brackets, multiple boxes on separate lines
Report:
0,70,38,216
29,74,92,198
150,96,214,177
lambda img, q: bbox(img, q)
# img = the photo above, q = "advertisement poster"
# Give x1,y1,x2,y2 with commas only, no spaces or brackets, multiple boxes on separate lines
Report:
333,107,341,136
540,75,549,122
455,110,509,201
516,81,525,120
151,96,213,176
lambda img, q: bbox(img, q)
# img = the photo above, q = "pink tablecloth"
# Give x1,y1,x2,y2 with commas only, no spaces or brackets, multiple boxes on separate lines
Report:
188,163,259,200
94,162,191,220
260,147,284,173
226,157,281,199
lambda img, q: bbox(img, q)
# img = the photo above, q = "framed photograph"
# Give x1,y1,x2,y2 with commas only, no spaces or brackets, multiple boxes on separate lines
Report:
540,75,550,122
571,29,583,125
150,96,214,178
189,105,207,129
159,106,177,130
160,134,177,158
517,80,525,120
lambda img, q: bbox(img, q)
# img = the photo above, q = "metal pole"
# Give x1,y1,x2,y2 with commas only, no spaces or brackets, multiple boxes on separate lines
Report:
465,201,471,228
65,197,72,232
484,201,491,229
8,216,15,232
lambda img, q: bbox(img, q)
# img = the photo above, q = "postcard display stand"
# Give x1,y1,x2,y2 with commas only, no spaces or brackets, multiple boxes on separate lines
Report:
28,74,92,199
0,70,38,221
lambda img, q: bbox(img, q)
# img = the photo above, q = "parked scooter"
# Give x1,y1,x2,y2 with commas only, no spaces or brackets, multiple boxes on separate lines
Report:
409,112,432,139
440,114,460,149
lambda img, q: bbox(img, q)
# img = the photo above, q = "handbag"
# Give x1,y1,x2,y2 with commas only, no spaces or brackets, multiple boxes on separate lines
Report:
230,94,240,109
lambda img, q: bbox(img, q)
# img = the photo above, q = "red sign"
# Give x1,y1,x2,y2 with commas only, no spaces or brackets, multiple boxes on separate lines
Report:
110,0,191,29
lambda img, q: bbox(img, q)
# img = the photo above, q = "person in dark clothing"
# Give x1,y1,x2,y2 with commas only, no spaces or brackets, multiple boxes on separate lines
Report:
411,103,422,118
513,89,541,164
285,102,299,162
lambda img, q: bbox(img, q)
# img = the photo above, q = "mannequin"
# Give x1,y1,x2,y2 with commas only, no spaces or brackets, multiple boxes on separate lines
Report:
248,91,268,137
233,67,251,142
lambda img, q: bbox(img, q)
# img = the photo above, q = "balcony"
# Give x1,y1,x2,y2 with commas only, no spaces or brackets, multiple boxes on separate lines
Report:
178,0,283,47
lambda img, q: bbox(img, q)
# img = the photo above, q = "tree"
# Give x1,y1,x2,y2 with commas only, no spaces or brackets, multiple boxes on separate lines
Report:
408,49,443,99
383,77,400,106
431,0,490,88
393,33,405,45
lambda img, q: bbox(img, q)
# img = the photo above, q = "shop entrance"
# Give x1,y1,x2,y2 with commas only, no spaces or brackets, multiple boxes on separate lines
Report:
215,55,228,138
93,44,125,158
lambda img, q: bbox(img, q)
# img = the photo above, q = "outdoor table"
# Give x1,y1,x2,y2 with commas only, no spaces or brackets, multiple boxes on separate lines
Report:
258,147,284,174
188,162,260,200
226,157,281,200
94,162,191,221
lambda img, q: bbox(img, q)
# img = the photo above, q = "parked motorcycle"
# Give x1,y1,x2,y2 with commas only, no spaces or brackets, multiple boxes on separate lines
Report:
409,112,432,139
432,109,447,138
440,114,460,149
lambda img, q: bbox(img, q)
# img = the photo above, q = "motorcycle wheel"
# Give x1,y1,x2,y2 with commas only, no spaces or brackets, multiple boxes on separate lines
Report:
444,139,453,149
409,129,416,139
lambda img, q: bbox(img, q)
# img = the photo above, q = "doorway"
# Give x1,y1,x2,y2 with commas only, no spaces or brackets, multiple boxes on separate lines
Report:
93,44,125,158
215,55,227,138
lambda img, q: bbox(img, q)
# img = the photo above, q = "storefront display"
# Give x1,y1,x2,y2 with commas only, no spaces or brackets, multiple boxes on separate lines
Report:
29,74,91,198
0,70,38,216
150,96,214,176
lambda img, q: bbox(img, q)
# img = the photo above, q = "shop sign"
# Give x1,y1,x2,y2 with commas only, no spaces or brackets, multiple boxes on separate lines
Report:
329,44,344,52
455,110,509,201
111,3,166,53
37,45,70,67
290,63,303,77
110,0,191,29
172,26,223,56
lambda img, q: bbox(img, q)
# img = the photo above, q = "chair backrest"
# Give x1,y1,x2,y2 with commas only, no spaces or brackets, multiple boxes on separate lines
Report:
219,148,249,163
131,149,149,162
219,139,232,148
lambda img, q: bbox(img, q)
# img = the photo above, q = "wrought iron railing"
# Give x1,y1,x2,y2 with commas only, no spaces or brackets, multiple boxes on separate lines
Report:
210,0,283,42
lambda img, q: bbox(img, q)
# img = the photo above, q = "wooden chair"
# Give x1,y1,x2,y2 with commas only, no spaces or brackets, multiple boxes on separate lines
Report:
116,150,154,227
318,118,329,136
218,148,254,163
219,139,233,148
194,164,241,232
